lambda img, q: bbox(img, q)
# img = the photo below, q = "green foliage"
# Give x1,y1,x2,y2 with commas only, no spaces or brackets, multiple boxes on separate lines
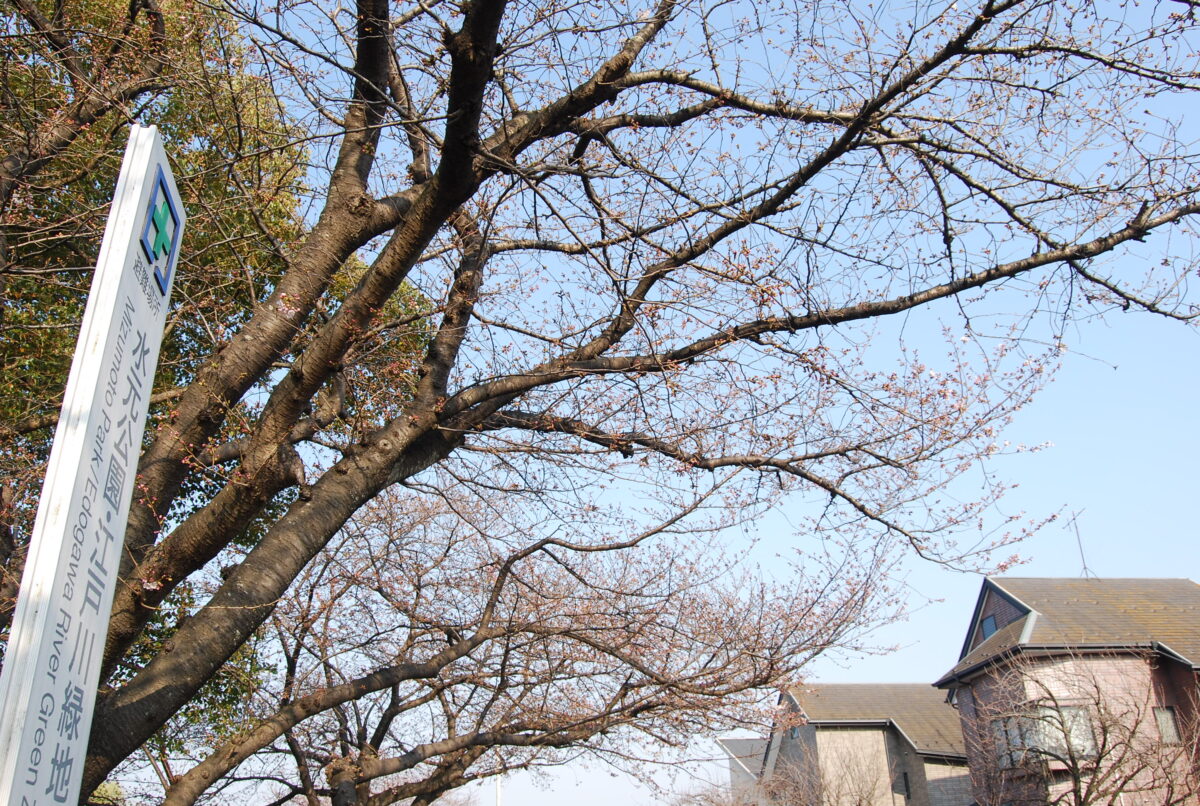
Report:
0,0,298,772
0,5,308,581
0,0,306,443
328,262,434,432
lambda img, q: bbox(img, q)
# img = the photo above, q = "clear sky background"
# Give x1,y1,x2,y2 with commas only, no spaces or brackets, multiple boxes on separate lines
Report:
472,303,1200,806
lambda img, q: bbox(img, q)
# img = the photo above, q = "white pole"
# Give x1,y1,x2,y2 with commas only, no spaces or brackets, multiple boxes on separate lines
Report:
0,124,185,805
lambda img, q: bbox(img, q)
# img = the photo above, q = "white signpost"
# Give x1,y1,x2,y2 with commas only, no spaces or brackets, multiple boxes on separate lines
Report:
0,125,184,805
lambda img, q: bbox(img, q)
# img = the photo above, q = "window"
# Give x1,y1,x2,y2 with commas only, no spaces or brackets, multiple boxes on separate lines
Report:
1155,706,1181,744
1027,705,1096,761
992,716,1025,767
980,615,998,640
992,706,1097,767
1028,705,1097,760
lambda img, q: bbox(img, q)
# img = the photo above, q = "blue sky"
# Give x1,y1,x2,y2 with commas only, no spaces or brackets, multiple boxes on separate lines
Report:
813,306,1200,685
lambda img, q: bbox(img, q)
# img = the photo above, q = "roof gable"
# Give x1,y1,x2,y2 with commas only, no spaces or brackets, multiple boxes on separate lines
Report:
959,578,1032,660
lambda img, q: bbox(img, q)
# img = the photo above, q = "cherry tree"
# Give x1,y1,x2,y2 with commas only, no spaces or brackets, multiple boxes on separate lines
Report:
1,0,1199,801
143,488,887,805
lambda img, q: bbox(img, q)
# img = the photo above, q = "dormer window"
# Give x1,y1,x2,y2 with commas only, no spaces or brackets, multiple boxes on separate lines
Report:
980,615,998,640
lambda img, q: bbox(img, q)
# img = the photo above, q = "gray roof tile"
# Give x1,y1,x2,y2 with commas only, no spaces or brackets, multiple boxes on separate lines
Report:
787,683,965,758
936,577,1200,686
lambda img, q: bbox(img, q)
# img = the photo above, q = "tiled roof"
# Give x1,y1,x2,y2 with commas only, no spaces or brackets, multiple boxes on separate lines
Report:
935,577,1200,686
787,683,965,758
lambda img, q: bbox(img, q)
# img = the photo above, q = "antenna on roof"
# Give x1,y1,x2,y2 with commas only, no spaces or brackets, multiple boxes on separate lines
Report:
1066,510,1094,579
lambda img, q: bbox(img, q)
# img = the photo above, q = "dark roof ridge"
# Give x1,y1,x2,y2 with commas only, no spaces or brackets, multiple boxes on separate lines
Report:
788,681,939,689
992,575,1194,580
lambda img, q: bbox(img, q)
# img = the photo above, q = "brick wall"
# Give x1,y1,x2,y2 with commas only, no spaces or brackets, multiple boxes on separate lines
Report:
923,760,972,806
955,674,1047,806
814,727,895,806
958,653,1200,806
773,722,972,806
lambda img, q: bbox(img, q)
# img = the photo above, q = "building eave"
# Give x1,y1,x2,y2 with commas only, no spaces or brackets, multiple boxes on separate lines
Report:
805,718,965,761
934,641,1171,689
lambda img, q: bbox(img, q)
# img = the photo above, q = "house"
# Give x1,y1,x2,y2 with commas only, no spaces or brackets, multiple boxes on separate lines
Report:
934,577,1200,806
717,737,771,805
726,683,972,806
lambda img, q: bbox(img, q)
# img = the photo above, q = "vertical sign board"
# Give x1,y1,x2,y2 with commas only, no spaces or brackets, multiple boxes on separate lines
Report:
0,125,184,804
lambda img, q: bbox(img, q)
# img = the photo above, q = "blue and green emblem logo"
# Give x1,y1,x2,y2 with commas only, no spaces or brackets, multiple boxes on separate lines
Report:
139,166,182,296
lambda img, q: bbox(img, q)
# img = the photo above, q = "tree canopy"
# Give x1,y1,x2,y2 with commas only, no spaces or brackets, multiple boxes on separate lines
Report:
1,0,1198,802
